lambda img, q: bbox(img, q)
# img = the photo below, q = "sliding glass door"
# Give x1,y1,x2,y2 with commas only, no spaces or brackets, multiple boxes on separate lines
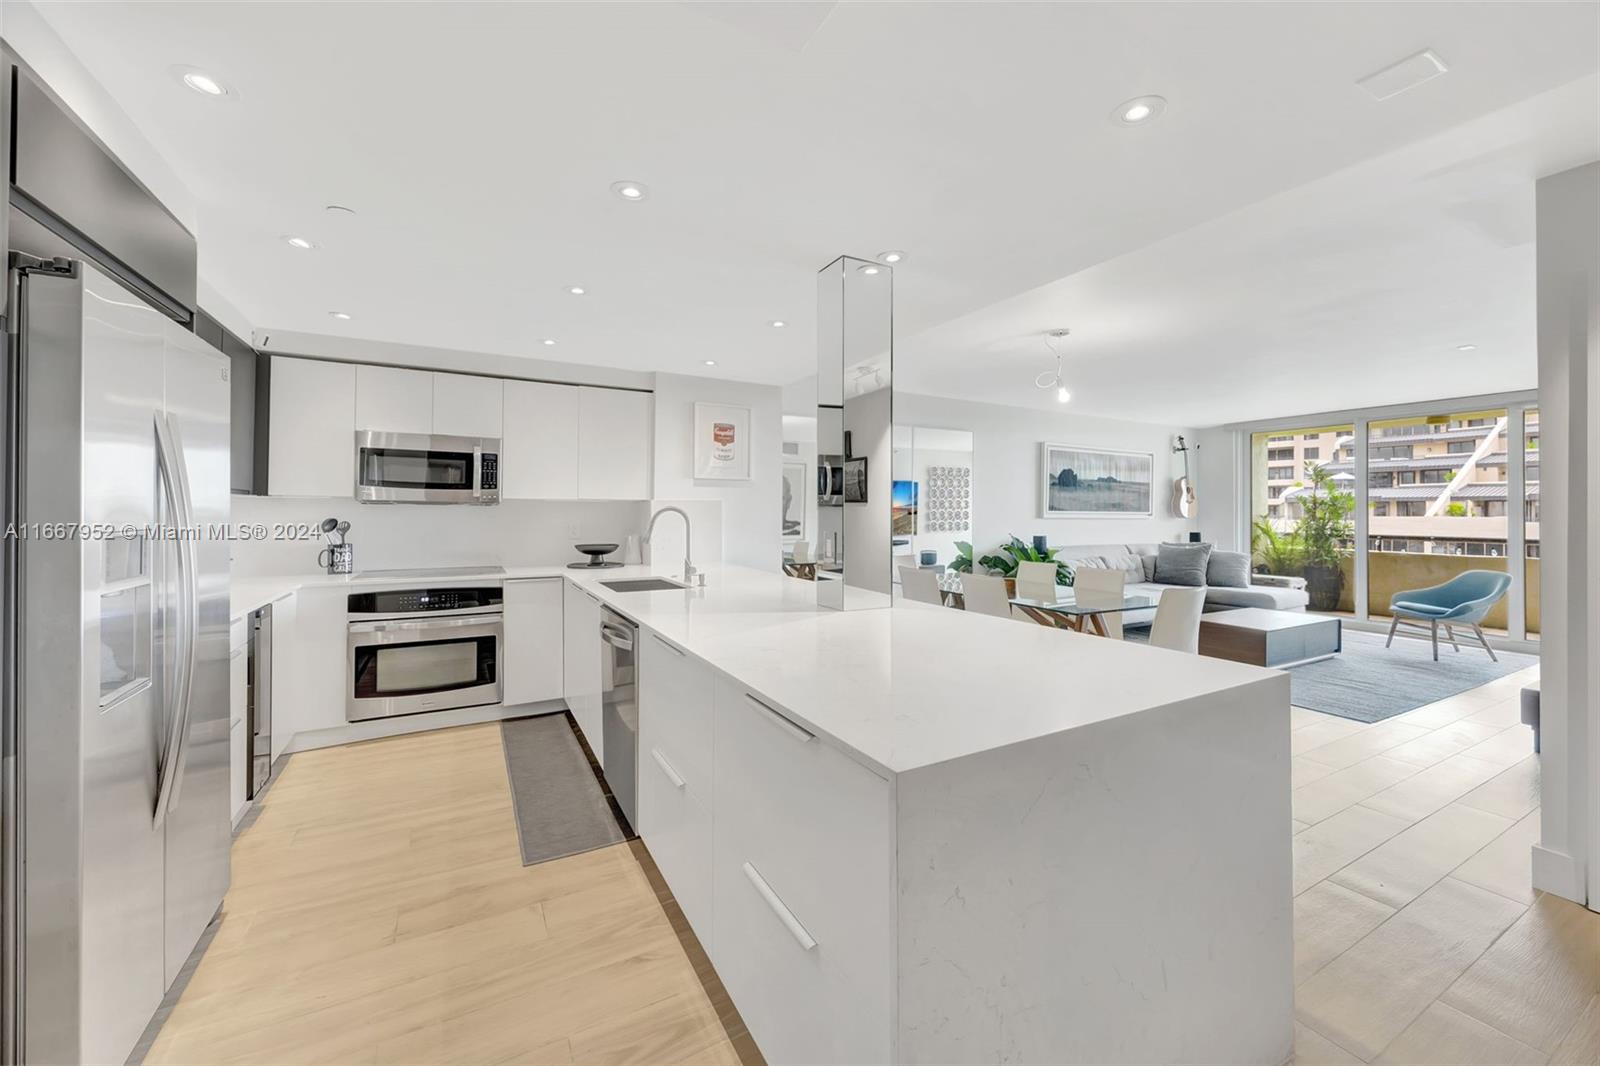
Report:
1243,395,1536,643
1365,409,1511,633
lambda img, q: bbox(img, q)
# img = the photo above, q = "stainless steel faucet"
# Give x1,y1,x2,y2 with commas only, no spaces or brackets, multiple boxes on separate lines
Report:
644,505,698,584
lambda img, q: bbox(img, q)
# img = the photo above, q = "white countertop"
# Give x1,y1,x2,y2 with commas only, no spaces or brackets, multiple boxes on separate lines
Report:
233,562,1285,776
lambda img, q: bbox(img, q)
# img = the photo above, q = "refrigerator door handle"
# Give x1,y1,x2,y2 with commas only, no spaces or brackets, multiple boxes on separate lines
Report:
152,413,199,828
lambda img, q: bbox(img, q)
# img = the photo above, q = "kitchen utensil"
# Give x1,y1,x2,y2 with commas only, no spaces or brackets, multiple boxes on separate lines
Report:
335,520,351,545
319,517,338,545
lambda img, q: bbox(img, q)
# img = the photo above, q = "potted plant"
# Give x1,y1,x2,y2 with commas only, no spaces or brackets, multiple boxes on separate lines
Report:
1294,462,1354,612
952,537,1072,595
1251,518,1305,577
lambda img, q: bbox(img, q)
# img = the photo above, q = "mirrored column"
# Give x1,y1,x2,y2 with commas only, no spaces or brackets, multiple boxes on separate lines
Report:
816,255,893,610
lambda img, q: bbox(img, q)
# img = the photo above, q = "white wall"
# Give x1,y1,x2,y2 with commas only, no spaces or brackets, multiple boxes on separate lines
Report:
1195,427,1246,552
650,373,783,572
894,393,1200,557
1532,161,1597,909
229,495,646,577
782,414,820,557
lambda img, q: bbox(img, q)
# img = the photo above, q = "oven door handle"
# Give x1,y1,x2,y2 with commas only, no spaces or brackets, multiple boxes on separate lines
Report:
349,615,502,635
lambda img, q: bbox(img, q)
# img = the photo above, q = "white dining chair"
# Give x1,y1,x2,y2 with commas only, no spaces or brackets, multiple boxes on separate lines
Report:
1148,587,1206,653
959,572,1014,619
899,566,943,605
1014,560,1059,604
790,540,812,563
1072,566,1126,640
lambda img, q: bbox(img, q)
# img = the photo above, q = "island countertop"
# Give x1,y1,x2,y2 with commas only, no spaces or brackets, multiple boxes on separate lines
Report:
232,561,1287,776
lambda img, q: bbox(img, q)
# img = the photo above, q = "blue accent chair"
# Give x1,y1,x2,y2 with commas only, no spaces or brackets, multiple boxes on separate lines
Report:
1387,570,1512,661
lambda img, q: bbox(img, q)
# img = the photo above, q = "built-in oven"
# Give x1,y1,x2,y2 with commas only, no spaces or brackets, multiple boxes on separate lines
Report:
354,430,500,504
346,585,503,721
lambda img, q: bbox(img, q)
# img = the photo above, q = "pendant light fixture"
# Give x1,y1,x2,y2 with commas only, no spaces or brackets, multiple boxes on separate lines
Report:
1035,329,1072,403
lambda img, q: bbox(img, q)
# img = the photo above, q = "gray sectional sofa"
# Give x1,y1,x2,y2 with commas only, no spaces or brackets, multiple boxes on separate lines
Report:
1053,542,1309,628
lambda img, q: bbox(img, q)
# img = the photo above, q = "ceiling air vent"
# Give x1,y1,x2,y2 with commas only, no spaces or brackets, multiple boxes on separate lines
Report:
1357,49,1449,101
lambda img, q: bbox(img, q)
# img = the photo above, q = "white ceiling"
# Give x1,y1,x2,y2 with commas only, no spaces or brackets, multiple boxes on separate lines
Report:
30,1,1600,426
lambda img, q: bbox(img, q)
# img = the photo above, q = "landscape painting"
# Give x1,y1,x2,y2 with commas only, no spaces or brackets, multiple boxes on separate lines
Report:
1040,444,1153,517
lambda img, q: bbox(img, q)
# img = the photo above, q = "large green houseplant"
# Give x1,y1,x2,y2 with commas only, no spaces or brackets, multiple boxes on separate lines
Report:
950,537,1073,590
1295,463,1355,611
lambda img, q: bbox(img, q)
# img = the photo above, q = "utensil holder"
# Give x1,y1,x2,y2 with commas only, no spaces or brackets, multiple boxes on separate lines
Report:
319,543,354,575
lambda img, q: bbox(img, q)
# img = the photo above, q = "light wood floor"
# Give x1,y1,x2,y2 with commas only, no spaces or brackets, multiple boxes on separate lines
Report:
144,722,756,1066
143,671,1597,1066
1288,662,1600,1065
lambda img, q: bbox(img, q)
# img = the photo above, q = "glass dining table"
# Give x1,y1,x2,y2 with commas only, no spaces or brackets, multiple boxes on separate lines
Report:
936,573,1158,636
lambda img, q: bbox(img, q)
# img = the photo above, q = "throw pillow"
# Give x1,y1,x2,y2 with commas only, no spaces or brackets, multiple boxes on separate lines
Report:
1140,554,1157,582
1206,550,1251,589
1106,553,1145,580
1154,542,1213,587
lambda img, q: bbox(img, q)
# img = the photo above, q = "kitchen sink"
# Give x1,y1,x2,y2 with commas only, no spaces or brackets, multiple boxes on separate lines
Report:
599,578,688,592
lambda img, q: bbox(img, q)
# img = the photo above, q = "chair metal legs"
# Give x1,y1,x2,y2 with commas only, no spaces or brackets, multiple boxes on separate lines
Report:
1386,616,1399,648
1471,624,1498,662
1430,620,1439,661
1443,624,1461,653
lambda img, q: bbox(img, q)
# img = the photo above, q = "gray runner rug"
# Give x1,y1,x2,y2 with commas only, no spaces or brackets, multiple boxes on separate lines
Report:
500,714,626,866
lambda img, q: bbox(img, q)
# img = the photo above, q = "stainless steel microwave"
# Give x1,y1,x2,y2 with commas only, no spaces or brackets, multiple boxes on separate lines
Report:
354,431,500,504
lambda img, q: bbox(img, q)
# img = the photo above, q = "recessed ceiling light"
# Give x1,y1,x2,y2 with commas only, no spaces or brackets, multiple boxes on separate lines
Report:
284,236,315,250
858,264,881,275
566,286,586,296
703,360,717,366
541,339,556,346
770,320,786,328
610,180,648,202
1113,95,1166,125
175,67,230,97
1456,344,1477,351
879,250,905,264
329,311,351,320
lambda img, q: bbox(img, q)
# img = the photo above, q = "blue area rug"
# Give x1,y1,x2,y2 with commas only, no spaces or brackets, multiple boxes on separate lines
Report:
1284,628,1536,722
1126,623,1536,723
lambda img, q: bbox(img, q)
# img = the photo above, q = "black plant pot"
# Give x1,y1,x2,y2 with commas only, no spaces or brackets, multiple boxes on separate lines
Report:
1304,564,1343,612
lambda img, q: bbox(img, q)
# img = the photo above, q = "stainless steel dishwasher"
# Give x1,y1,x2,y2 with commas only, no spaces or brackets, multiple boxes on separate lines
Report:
599,607,639,828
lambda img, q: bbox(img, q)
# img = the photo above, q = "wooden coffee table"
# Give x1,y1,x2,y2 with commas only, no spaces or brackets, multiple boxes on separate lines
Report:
1198,608,1342,668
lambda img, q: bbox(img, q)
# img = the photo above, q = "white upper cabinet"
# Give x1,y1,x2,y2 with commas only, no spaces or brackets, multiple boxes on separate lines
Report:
268,356,356,497
577,386,652,499
432,373,504,438
502,380,580,499
354,364,433,433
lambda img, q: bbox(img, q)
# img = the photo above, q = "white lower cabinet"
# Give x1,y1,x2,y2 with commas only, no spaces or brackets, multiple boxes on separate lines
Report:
229,636,248,824
633,630,895,1066
711,677,894,1066
562,581,603,760
502,578,564,704
638,633,716,946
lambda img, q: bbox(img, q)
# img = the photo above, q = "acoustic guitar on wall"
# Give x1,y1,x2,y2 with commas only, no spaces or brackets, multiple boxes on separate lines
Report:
1171,435,1197,518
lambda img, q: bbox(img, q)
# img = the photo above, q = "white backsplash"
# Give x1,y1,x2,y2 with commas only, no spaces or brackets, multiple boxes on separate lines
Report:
228,495,649,578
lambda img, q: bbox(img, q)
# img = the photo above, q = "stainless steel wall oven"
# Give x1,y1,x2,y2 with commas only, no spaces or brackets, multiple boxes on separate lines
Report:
346,586,503,721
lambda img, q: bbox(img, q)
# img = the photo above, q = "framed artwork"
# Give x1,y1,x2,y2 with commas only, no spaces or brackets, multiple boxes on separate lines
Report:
843,456,869,503
891,480,918,535
780,462,807,540
693,402,751,480
1040,443,1153,517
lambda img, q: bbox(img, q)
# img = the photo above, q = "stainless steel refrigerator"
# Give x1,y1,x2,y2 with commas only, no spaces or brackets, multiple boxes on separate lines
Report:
8,257,231,1065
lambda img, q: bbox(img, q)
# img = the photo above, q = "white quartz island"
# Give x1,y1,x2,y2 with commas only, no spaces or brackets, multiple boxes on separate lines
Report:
565,564,1294,1066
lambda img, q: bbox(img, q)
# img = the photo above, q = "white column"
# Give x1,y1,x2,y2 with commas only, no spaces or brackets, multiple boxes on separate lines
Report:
1532,162,1597,908
1353,420,1369,622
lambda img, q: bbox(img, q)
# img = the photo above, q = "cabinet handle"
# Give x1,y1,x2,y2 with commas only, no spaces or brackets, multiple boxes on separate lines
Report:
745,694,813,743
651,633,684,657
650,748,686,790
742,862,816,951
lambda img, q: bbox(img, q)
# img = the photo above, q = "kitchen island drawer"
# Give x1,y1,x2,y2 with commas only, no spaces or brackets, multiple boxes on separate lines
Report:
637,741,714,956
711,676,893,1065
639,630,714,795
